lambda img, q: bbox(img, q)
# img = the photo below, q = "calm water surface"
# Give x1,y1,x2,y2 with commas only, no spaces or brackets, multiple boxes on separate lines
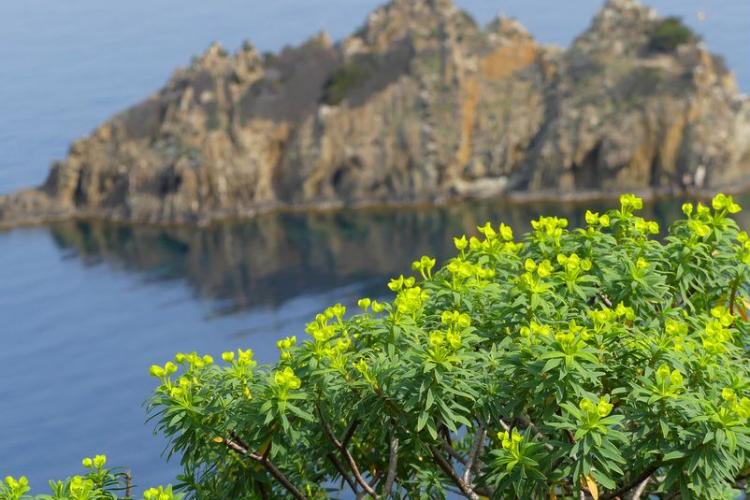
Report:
0,0,749,491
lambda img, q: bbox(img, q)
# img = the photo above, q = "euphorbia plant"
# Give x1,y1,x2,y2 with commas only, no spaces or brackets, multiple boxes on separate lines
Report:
144,194,750,499
0,455,182,500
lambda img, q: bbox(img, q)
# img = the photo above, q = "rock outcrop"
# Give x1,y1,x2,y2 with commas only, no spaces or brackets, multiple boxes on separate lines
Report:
2,0,749,227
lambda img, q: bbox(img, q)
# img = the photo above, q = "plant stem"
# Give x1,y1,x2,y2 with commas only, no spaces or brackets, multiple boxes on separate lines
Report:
429,445,480,500
602,463,660,500
462,424,486,485
318,410,377,498
383,433,399,498
218,436,307,500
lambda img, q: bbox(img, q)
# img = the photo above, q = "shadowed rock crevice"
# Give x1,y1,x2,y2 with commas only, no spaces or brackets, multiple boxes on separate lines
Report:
1,0,749,228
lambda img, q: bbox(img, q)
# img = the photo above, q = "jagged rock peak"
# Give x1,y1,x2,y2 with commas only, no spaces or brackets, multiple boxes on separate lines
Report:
486,16,533,44
596,0,657,24
310,30,334,50
196,42,228,63
572,0,658,55
357,0,467,52
387,0,456,15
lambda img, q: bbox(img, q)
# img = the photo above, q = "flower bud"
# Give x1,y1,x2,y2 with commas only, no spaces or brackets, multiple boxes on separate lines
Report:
453,235,468,251
477,222,496,239
597,398,613,417
499,223,514,241
537,260,552,278
722,387,737,402
357,298,371,310
524,259,537,273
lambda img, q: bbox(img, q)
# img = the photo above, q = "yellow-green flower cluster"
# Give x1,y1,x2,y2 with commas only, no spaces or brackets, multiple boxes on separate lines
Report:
150,353,215,398
354,358,377,387
305,305,354,364
324,336,353,371
557,253,592,281
428,330,460,351
388,275,416,292
149,361,178,380
619,194,644,215
655,364,684,397
579,395,614,423
411,255,437,279
357,298,371,310
702,307,735,355
716,387,750,424
447,259,495,281
394,286,429,317
738,232,750,265
663,318,689,352
454,235,469,252
525,258,552,277
441,310,471,330
68,475,96,499
426,312,471,363
432,310,471,350
144,485,179,500
220,348,255,367
306,315,337,343
682,200,717,238
588,302,634,333
633,217,660,235
712,193,742,214
519,320,551,344
521,258,552,293
615,302,635,321
173,352,215,370
531,216,568,246
631,257,650,280
555,320,590,354
167,376,194,404
476,222,519,251
585,210,610,228
476,221,514,242
498,428,524,458
688,216,712,238
271,367,301,400
2,476,30,498
81,454,106,470
356,298,386,314
453,222,521,257
276,336,296,361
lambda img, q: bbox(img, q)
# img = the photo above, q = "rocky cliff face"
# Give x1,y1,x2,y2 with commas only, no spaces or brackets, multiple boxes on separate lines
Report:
2,0,749,227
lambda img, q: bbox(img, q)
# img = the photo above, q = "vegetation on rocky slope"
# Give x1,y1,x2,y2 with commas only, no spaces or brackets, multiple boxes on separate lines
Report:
649,17,697,53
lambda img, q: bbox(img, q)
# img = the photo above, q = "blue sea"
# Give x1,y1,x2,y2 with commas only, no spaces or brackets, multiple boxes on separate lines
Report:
0,0,748,492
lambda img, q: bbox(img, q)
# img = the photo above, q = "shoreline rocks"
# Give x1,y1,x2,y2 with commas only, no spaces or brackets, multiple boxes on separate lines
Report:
2,0,749,229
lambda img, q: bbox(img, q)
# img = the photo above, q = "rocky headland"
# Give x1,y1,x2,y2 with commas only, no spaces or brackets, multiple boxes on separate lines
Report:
2,0,749,227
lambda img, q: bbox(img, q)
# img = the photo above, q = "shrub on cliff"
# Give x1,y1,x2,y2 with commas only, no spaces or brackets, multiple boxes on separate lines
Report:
649,17,697,53
142,193,750,499
322,54,383,106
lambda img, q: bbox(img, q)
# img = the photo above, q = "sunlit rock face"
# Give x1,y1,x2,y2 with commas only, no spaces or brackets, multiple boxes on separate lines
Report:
2,0,749,227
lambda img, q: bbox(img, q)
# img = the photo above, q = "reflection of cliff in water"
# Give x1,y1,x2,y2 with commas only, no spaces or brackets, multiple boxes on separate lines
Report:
48,196,750,313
